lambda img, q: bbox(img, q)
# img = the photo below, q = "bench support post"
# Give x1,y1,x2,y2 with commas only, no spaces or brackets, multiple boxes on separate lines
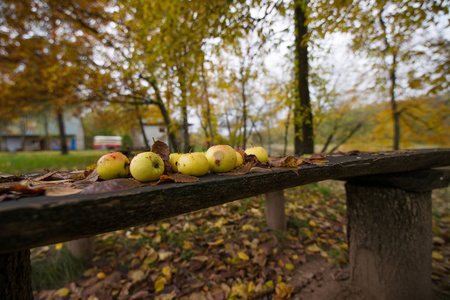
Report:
345,169,449,300
265,190,286,231
0,250,33,299
345,182,433,300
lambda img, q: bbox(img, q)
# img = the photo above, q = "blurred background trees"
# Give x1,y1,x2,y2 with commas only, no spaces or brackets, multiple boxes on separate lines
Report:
1,0,448,154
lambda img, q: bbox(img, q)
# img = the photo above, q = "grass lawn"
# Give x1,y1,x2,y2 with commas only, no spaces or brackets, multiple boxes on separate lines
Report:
0,150,111,174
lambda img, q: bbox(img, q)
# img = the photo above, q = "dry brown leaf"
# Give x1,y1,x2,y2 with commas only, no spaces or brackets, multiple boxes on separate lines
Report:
270,156,298,168
45,186,82,197
80,178,142,194
219,160,258,176
2,184,45,196
78,168,99,184
33,171,58,181
150,174,175,186
332,150,360,156
48,171,86,181
151,140,173,174
171,173,200,183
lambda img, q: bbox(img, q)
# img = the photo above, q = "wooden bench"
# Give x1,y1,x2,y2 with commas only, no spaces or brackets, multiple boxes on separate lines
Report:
1,149,449,299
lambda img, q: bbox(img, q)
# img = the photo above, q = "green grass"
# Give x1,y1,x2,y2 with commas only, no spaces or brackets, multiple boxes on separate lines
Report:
0,150,110,174
31,246,90,290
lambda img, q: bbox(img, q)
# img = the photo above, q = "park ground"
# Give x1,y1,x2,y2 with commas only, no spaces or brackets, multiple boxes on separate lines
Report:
29,181,449,299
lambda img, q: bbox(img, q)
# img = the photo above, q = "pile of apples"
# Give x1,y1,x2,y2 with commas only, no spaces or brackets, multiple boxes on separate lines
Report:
96,145,268,182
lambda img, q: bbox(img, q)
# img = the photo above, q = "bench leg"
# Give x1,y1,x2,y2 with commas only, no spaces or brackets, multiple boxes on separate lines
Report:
0,249,33,299
265,190,286,231
345,182,432,300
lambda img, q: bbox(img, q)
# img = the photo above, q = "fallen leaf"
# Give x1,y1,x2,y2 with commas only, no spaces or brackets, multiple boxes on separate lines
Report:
306,244,322,253
130,290,150,299
33,171,58,182
152,140,173,174
76,169,99,186
128,269,146,282
270,156,298,168
171,173,200,183
155,291,177,300
432,251,444,261
275,282,294,299
80,178,142,194
154,277,166,293
45,186,82,196
208,238,224,246
55,287,71,297
238,252,250,261
219,160,257,176
158,250,174,261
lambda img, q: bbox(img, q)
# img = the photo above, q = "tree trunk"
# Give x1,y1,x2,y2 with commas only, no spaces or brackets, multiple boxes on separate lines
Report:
180,80,189,153
135,103,150,149
149,78,179,151
43,112,50,150
240,66,248,150
345,182,432,300
0,250,33,299
56,108,68,155
201,58,215,147
0,120,4,152
294,1,314,155
390,52,400,150
20,117,27,151
283,110,291,156
265,190,286,231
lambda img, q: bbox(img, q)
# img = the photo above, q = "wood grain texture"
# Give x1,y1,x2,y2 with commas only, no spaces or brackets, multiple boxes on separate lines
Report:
346,183,432,300
0,250,32,299
0,149,449,254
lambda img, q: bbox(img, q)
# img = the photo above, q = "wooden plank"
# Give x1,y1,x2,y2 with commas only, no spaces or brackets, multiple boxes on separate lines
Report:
0,148,449,254
345,168,450,192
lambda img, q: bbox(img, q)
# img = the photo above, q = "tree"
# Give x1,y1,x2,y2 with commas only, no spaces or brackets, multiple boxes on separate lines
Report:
0,0,109,154
318,0,449,150
294,0,314,154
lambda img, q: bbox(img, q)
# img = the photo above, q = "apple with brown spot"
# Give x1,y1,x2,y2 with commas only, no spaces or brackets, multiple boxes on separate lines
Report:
205,145,237,173
96,152,130,180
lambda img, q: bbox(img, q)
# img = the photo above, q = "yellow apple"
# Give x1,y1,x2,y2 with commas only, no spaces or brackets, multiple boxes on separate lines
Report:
178,152,209,176
245,146,268,163
130,152,165,182
169,152,182,173
205,145,237,173
235,148,245,167
96,152,130,180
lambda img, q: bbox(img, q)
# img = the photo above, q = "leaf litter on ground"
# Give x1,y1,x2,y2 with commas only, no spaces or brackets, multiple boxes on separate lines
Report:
31,181,450,299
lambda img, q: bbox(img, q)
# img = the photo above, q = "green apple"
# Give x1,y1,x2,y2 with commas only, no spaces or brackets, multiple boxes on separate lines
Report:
205,145,237,173
178,152,209,176
245,146,268,163
235,148,245,167
96,152,130,180
169,152,183,173
130,152,165,182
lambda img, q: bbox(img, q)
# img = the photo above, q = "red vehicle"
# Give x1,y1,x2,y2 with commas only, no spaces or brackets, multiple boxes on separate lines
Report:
93,136,122,150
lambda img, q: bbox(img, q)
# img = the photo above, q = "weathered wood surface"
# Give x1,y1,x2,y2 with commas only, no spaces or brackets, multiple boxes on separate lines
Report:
346,182,433,300
0,249,32,299
0,149,449,254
